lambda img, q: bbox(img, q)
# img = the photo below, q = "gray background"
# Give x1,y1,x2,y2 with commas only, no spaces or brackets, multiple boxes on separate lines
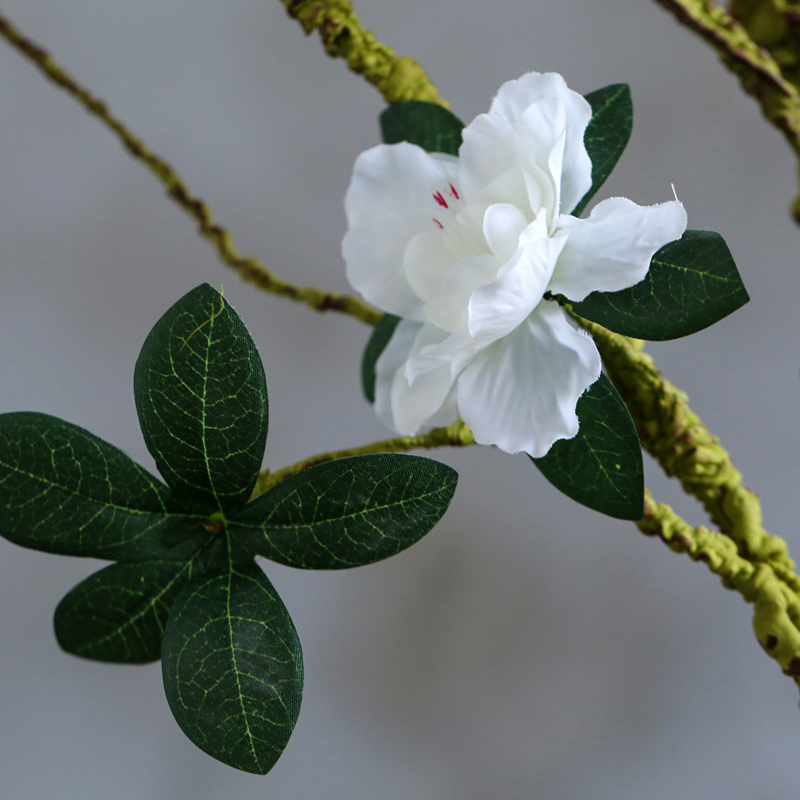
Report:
0,1,798,798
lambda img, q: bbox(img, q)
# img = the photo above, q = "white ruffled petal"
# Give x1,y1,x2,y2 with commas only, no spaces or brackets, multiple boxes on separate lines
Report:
482,203,529,262
488,71,592,214
375,322,458,435
374,319,422,433
424,254,498,333
343,210,432,321
550,196,688,301
344,142,460,227
467,228,567,348
456,302,601,457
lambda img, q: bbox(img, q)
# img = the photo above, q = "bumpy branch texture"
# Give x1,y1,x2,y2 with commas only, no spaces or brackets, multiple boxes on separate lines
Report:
0,11,380,326
279,0,450,108
579,318,800,684
653,0,800,221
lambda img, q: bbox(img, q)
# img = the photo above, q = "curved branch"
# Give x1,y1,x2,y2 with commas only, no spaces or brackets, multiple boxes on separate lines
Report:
0,10,381,326
279,0,450,108
652,0,800,221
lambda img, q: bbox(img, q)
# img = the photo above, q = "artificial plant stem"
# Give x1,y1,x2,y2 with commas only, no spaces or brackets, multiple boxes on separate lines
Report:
0,10,380,327
279,0,450,108
251,420,475,498
639,489,800,687
652,0,800,222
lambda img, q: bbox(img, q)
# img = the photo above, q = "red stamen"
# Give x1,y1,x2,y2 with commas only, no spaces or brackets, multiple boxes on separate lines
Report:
433,191,448,208
449,184,460,200
433,218,444,229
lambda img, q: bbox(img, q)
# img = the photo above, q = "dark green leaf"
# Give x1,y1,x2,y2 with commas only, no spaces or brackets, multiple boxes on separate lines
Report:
0,412,187,560
134,284,268,513
54,545,218,663
380,101,465,155
361,314,401,403
230,454,457,569
570,230,750,340
162,559,303,775
531,374,643,520
572,84,633,217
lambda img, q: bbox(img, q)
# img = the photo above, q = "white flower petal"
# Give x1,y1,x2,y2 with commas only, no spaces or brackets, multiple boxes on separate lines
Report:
550,196,688,301
403,227,459,307
390,324,458,434
488,71,592,214
482,203,529,262
344,142,460,227
456,302,601,457
467,230,567,348
405,316,478,384
424,255,498,332
374,319,422,433
343,210,433,321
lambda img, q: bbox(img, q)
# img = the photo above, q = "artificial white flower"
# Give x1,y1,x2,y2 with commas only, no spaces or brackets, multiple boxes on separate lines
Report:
343,72,687,457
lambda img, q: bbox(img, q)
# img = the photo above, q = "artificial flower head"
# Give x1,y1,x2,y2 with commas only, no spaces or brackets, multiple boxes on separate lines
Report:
343,72,687,457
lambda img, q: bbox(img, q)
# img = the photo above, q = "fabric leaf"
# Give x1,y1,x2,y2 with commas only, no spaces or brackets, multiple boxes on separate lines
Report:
380,101,465,156
570,230,750,340
572,84,633,217
0,411,185,560
134,283,268,512
531,374,643,520
162,559,303,775
230,454,457,569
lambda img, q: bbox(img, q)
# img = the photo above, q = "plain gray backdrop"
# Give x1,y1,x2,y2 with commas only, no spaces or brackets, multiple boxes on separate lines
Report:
1,1,799,798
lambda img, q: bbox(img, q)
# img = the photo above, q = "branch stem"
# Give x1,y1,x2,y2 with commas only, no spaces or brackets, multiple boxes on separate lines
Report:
0,10,380,326
251,420,475,498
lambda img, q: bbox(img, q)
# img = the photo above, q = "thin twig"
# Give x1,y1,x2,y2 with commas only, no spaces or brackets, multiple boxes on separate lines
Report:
0,9,381,326
251,420,475,498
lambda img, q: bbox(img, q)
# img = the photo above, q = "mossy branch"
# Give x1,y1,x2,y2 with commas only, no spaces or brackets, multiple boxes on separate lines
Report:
251,420,475,498
279,0,450,108
652,0,800,221
0,10,380,327
640,490,800,685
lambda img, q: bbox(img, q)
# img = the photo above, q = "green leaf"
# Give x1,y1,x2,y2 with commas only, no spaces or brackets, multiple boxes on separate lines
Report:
361,314,401,403
0,411,188,560
531,374,643,520
162,559,303,775
134,284,268,513
572,84,633,217
570,230,750,340
380,101,465,155
54,546,218,663
230,454,458,569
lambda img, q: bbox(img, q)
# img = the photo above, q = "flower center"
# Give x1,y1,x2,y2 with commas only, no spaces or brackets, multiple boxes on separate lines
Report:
431,183,462,229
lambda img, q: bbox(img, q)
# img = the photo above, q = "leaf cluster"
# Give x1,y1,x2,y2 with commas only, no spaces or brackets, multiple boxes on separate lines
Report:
0,284,457,774
368,86,749,521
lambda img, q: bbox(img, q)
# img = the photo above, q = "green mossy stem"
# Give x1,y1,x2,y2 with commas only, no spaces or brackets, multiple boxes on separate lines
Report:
652,0,800,222
251,420,475,499
280,0,450,108
0,11,380,327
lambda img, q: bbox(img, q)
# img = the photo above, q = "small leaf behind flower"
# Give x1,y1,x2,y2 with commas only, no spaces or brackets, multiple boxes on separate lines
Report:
570,230,750,340
531,374,643,520
361,313,401,402
572,84,633,217
230,454,457,569
380,101,465,155
134,284,269,513
162,559,303,775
